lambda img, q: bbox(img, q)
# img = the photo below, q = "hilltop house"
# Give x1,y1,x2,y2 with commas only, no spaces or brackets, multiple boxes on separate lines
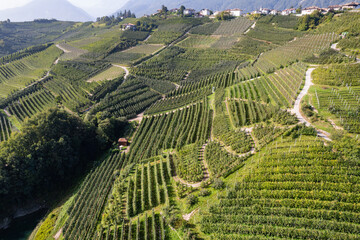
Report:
302,6,321,15
328,5,343,11
251,10,262,15
200,9,212,16
260,8,271,14
321,8,331,13
342,2,360,9
184,9,196,16
281,8,296,15
270,10,280,15
228,8,242,17
122,23,136,31
200,8,211,16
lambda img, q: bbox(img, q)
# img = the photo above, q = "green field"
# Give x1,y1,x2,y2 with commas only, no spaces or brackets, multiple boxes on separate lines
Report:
177,35,219,48
86,66,125,82
57,43,88,60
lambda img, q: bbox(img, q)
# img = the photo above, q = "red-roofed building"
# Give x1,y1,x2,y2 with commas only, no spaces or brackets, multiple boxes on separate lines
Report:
118,138,129,147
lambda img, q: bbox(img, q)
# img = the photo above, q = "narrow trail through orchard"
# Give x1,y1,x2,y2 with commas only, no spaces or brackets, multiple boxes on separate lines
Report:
291,68,332,141
173,142,210,188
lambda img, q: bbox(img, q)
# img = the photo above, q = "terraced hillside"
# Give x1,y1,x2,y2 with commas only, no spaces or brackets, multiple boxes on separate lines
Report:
201,136,360,239
0,11,359,240
0,45,62,98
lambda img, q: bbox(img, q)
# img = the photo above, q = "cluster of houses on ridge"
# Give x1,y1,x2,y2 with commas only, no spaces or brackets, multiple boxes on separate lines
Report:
261,1,360,16
148,2,359,18
122,2,359,30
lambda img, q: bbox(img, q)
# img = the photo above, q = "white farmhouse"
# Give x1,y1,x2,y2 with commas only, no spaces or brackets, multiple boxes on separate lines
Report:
229,8,242,17
281,8,296,15
200,9,211,16
122,23,136,31
213,11,221,16
251,10,262,15
184,9,196,16
270,10,280,15
301,6,321,15
328,5,343,11
260,8,271,14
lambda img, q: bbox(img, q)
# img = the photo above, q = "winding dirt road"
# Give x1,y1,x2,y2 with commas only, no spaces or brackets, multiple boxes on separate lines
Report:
183,208,199,221
331,43,360,63
55,44,71,53
291,68,332,141
112,64,130,80
173,143,210,188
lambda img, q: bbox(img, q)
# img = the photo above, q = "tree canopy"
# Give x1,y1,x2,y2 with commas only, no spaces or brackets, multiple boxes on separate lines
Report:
0,108,103,215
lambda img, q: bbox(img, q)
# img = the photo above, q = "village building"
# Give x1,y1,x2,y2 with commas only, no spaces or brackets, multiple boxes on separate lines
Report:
228,8,242,17
122,23,136,31
251,10,262,15
200,9,212,16
321,8,331,14
260,8,271,15
342,2,360,9
184,8,196,16
270,9,280,15
281,8,296,15
213,11,221,16
301,6,321,15
328,5,343,11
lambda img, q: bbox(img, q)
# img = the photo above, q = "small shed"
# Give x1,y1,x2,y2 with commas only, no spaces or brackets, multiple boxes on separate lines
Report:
118,138,129,146
341,32,349,38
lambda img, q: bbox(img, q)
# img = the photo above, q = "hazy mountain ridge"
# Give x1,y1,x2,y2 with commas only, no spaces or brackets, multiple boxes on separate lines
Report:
0,0,93,22
120,0,352,16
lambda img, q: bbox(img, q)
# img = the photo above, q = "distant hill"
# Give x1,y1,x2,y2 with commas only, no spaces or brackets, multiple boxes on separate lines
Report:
0,0,93,22
119,0,352,16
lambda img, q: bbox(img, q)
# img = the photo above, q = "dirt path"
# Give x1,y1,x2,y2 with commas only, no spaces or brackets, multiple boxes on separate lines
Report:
128,112,144,123
174,83,180,90
55,44,71,53
173,143,210,188
143,34,152,42
7,55,60,100
183,208,199,221
331,43,360,63
291,68,332,141
328,118,344,130
245,22,256,34
3,108,11,117
112,64,130,80
223,141,256,158
54,228,63,240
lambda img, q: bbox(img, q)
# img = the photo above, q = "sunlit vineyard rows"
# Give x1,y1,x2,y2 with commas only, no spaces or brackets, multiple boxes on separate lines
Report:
201,136,360,240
